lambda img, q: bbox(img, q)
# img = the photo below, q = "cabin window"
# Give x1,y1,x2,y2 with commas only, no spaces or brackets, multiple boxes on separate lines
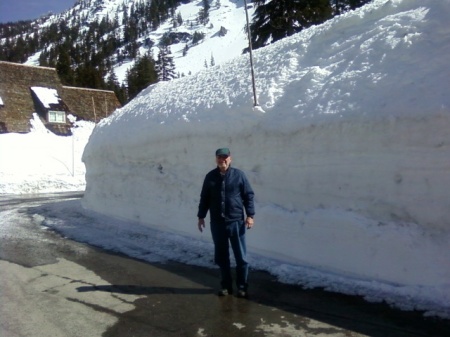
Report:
48,110,66,123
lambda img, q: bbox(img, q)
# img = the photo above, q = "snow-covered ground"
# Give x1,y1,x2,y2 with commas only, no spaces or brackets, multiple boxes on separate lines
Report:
0,114,93,194
1,0,450,319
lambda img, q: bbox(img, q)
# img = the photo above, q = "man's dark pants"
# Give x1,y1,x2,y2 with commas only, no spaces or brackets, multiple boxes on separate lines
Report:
210,219,248,292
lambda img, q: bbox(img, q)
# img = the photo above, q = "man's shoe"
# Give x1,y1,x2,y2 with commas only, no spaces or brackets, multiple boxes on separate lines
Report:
237,289,248,298
217,288,232,296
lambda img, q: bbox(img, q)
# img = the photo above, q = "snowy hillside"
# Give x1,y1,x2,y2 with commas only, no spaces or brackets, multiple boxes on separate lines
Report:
127,0,254,80
24,0,254,83
82,0,450,318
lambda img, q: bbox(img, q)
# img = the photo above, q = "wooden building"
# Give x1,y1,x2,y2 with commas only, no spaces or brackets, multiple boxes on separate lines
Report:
0,61,121,135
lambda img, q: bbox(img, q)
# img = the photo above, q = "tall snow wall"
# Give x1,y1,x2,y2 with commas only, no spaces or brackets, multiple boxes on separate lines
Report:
83,0,450,289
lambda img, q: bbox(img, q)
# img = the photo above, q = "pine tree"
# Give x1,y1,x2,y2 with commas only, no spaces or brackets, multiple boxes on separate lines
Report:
198,0,211,25
250,0,333,50
39,51,49,67
107,70,127,105
74,63,106,89
203,0,211,13
126,53,158,100
107,70,119,90
156,46,176,81
56,45,75,85
192,31,205,45
182,43,189,57
177,12,183,26
334,0,371,15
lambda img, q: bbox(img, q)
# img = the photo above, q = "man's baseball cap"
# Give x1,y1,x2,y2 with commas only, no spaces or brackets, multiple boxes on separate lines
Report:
215,148,230,156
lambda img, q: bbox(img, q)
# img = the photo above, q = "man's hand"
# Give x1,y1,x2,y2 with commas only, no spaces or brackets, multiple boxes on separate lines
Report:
245,216,254,229
198,218,205,232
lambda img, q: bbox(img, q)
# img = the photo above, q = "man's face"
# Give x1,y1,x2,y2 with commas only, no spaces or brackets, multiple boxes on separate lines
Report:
216,155,231,172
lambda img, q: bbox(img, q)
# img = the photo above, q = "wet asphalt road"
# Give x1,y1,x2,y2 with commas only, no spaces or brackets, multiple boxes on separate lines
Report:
1,193,449,337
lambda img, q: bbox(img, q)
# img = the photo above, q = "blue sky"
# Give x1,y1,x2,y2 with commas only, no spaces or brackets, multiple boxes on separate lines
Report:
0,0,76,23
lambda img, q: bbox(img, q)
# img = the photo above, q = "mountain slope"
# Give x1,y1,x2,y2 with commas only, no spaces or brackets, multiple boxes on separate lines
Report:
20,0,253,84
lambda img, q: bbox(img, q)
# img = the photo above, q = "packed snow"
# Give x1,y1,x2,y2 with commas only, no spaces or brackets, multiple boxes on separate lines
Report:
1,0,450,319
30,87,61,108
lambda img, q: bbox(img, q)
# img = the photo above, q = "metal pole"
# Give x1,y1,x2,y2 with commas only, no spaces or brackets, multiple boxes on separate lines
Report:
72,131,75,177
244,0,258,107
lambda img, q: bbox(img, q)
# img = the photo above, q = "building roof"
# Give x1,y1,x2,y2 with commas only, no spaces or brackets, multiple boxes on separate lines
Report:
62,86,121,123
0,61,121,134
0,61,62,133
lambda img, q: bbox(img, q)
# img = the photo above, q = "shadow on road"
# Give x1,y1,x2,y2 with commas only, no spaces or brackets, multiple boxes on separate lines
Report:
77,284,212,295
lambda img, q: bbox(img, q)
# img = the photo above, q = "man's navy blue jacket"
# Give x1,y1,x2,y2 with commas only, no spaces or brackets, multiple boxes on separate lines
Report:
198,166,255,224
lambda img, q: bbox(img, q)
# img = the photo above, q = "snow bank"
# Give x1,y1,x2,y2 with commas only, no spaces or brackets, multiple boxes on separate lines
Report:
82,0,450,316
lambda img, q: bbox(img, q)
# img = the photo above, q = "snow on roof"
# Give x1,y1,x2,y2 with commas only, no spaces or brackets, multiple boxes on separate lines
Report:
30,86,61,108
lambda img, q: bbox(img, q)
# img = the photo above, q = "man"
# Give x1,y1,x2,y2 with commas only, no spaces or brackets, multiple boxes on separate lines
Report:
197,148,255,298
